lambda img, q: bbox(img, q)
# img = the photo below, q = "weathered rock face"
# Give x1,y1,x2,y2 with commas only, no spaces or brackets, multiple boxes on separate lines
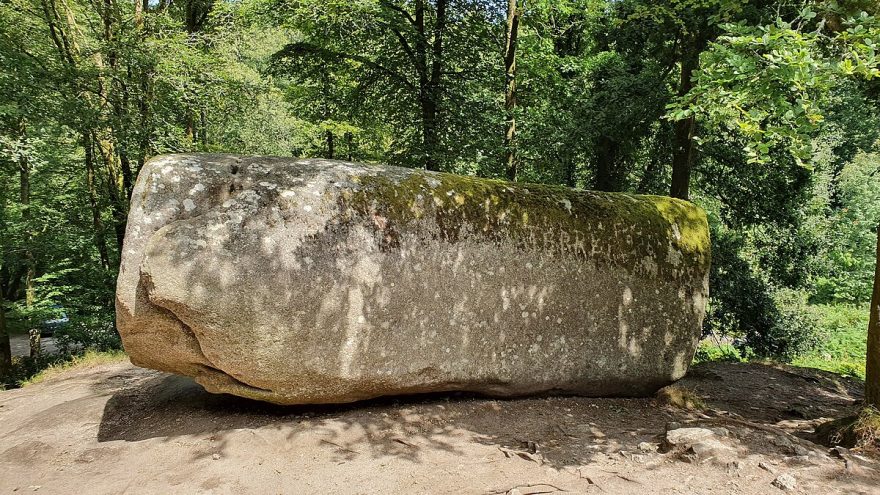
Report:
116,154,710,405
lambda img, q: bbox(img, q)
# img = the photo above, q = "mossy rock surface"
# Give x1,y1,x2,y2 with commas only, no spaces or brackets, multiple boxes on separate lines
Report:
117,154,710,405
346,169,709,281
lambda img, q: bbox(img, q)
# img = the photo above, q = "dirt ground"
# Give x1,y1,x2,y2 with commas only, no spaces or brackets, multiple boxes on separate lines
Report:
0,360,878,495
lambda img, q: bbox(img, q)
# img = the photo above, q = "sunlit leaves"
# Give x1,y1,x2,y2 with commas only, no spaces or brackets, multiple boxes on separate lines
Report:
669,8,880,166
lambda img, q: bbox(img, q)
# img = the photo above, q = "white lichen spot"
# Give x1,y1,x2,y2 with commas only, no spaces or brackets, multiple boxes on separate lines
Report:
666,244,683,267
303,205,313,212
559,198,572,213
622,287,633,306
281,190,296,198
183,199,196,212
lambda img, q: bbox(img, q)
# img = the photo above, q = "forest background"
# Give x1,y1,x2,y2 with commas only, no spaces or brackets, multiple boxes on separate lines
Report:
1,0,879,386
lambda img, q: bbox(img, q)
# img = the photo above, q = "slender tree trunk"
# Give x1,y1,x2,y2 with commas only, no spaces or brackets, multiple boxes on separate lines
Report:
134,0,145,29
637,149,662,194
670,115,696,199
670,44,700,200
503,0,520,181
326,130,335,159
563,158,576,188
185,111,195,144
866,224,880,408
345,132,353,161
593,135,619,192
199,107,207,147
421,95,439,170
135,0,152,175
415,0,446,171
84,133,111,270
18,121,35,308
0,288,10,380
94,132,126,255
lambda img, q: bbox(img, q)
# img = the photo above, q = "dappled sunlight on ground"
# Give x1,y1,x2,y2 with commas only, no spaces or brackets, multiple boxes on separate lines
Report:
0,360,877,494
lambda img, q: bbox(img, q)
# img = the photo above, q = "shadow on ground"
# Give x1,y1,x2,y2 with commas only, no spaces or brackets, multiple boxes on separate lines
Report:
96,361,868,472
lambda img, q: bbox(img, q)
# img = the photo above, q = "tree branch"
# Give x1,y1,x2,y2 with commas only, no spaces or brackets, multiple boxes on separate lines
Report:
379,0,417,28
273,42,415,91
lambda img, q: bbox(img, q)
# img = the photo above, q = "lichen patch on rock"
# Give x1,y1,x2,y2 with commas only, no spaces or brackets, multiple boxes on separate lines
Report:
116,154,711,405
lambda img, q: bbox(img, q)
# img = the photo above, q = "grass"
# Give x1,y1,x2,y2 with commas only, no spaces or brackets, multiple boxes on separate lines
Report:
815,406,880,450
792,304,868,379
853,406,880,449
18,349,128,386
695,303,868,379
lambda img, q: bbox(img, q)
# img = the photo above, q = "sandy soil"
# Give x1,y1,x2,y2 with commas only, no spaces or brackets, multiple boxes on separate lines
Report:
0,360,878,494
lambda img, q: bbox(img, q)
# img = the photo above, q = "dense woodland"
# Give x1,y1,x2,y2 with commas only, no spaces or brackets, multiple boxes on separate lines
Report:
0,0,879,392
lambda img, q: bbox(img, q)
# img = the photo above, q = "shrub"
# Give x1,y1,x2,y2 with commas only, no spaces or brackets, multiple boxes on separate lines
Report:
54,311,122,354
792,304,868,378
745,288,822,360
692,342,744,364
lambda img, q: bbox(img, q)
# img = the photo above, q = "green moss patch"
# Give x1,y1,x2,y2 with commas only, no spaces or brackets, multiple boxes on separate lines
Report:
344,169,710,279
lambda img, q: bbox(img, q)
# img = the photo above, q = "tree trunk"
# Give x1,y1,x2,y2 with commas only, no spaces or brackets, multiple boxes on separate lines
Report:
326,129,335,160
18,120,35,308
0,288,10,380
421,93,439,171
637,148,662,194
670,115,696,200
593,135,619,192
345,132,353,161
503,0,520,181
135,0,152,176
414,0,446,171
866,224,880,408
563,158,576,188
199,107,208,147
84,133,111,270
670,45,700,200
91,130,126,255
185,111,195,144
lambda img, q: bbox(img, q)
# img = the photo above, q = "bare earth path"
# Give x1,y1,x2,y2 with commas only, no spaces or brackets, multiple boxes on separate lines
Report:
0,360,878,494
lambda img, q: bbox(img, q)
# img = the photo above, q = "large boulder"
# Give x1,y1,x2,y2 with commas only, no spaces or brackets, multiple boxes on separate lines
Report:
116,154,710,405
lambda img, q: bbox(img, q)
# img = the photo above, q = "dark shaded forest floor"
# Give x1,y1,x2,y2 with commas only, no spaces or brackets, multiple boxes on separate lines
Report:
0,360,877,494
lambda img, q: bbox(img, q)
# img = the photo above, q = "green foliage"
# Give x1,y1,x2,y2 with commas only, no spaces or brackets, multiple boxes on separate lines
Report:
696,303,869,379
0,0,878,382
812,153,880,303
0,310,122,389
673,7,880,167
749,288,822,360
54,312,122,355
692,341,745,364
793,303,869,378
1,353,68,390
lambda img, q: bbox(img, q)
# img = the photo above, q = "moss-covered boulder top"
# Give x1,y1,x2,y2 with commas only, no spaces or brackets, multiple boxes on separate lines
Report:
346,165,710,281
117,154,711,405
